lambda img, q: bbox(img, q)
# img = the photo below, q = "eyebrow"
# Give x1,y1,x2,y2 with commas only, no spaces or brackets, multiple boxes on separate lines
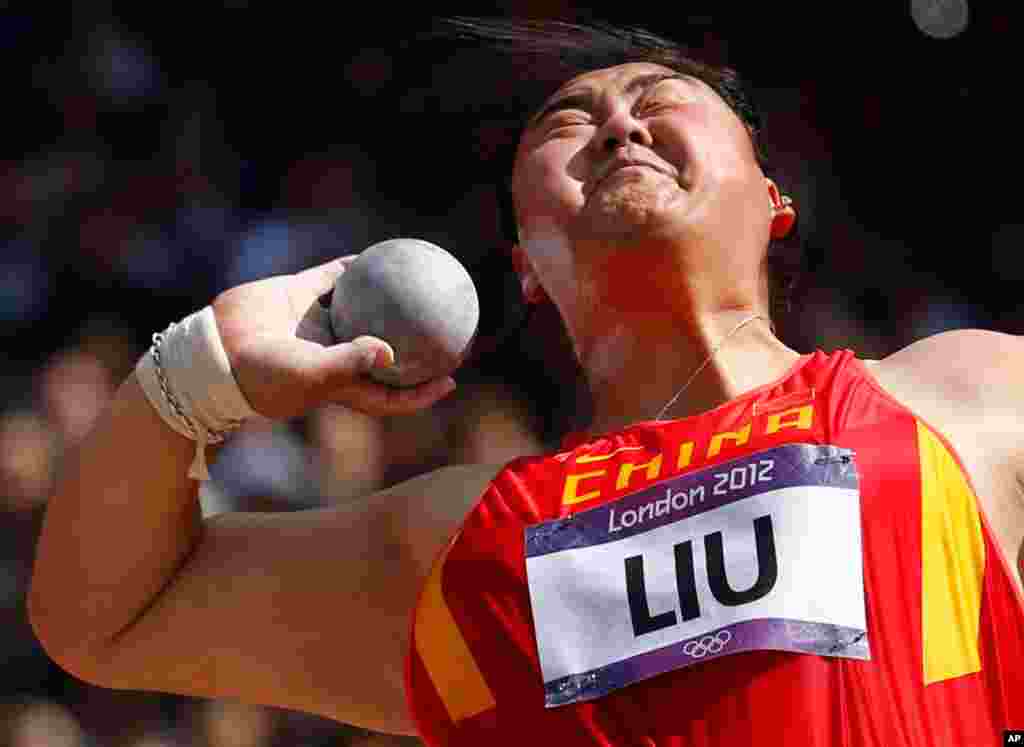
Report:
527,72,690,128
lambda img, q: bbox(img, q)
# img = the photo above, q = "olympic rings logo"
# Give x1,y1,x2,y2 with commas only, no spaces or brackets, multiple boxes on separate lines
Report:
682,630,732,658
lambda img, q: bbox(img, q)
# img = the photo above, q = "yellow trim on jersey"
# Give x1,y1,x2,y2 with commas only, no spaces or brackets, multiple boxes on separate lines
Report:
414,536,496,722
917,421,985,685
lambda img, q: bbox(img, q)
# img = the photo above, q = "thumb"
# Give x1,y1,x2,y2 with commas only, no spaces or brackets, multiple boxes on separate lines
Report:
330,335,396,378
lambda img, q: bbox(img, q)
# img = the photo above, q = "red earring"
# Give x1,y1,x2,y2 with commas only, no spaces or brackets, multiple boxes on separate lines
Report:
770,195,795,239
524,281,547,305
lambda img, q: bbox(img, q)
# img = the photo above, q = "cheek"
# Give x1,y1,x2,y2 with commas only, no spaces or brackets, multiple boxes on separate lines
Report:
651,108,752,184
515,144,584,222
648,113,697,170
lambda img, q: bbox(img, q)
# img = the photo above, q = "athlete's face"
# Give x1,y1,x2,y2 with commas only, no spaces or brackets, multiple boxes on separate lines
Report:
510,63,784,305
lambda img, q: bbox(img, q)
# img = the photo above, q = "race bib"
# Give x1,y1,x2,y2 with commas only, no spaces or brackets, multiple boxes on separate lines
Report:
524,443,869,708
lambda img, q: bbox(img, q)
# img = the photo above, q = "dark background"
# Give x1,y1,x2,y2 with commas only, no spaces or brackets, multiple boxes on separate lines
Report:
0,3,1011,745
5,4,1016,392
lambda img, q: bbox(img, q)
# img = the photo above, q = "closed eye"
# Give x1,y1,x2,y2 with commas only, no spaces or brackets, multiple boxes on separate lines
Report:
636,99,675,116
636,78,696,116
545,113,594,134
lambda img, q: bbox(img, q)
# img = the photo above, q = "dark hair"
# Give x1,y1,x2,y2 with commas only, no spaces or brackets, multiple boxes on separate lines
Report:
426,17,801,319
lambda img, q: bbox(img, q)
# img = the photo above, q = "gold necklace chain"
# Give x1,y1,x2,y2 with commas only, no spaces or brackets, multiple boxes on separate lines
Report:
652,313,770,422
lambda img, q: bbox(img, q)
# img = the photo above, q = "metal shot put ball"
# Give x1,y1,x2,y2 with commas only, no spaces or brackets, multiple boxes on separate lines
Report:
330,239,480,387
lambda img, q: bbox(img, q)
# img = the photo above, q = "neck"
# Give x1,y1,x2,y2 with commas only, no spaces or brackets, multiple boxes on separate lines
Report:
520,229,801,438
560,240,800,435
579,309,799,436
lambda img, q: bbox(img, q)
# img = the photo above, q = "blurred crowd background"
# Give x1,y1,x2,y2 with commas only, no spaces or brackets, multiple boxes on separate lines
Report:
1,2,1010,745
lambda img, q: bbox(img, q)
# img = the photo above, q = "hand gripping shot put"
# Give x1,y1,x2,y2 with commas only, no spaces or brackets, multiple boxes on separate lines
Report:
330,239,480,388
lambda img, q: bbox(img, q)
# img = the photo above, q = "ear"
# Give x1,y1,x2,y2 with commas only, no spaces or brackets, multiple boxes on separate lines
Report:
766,178,797,239
509,244,547,305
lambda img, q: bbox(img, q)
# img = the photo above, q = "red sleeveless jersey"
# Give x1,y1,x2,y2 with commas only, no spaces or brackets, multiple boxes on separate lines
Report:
405,350,1024,746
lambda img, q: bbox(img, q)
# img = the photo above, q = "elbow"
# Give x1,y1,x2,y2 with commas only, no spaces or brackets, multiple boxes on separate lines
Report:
26,573,59,661
26,577,110,689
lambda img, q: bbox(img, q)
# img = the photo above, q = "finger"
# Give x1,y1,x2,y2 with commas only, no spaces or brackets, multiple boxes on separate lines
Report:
294,254,361,298
349,335,395,369
332,375,458,416
301,335,457,415
305,336,396,394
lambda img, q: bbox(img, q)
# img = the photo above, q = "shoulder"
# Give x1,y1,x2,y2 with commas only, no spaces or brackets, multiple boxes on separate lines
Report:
380,462,507,576
878,327,1023,368
870,331,1024,595
867,328,1024,418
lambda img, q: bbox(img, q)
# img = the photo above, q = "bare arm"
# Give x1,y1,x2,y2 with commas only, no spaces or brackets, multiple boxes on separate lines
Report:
28,258,480,734
871,328,1024,592
29,374,205,665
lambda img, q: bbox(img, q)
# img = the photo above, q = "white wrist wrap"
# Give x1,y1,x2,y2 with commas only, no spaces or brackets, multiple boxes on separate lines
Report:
135,306,258,481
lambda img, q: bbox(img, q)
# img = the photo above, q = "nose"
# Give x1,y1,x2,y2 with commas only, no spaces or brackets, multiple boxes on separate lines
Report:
594,108,653,152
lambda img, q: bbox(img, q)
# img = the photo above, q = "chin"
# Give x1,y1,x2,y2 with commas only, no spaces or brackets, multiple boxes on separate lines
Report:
575,197,686,244
574,180,689,241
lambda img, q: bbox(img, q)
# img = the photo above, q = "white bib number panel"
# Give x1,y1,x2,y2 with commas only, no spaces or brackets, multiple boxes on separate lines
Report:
524,443,869,708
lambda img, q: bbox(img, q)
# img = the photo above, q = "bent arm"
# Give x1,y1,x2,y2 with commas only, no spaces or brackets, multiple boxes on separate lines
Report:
29,371,497,733
29,373,206,664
